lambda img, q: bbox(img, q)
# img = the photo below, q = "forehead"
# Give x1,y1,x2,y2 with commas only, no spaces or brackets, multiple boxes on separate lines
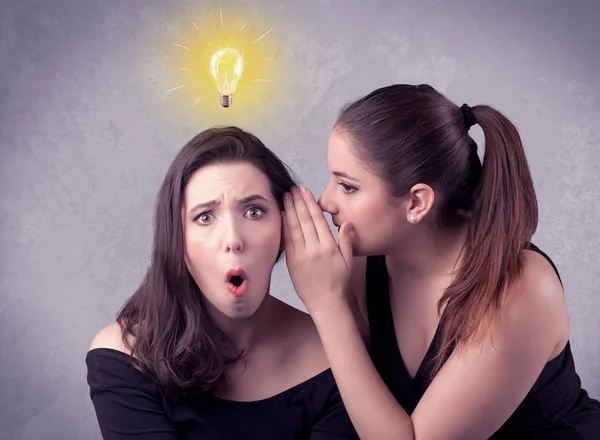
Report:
185,162,272,202
327,129,371,176
327,128,397,198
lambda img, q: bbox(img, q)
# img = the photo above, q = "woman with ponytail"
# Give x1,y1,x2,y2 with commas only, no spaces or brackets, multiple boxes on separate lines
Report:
282,84,600,439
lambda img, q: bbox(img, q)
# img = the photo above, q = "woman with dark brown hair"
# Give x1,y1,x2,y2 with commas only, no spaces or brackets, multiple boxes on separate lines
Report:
86,126,358,439
282,84,600,439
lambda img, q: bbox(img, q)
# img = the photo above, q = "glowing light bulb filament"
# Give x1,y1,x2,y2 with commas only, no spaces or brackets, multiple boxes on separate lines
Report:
209,48,244,108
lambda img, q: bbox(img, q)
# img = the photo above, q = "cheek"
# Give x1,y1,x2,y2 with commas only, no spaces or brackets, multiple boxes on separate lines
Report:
347,196,399,248
249,219,281,254
345,194,385,225
183,227,216,276
185,227,209,253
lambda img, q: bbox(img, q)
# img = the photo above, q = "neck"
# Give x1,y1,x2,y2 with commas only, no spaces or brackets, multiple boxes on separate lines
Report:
386,221,469,283
207,293,274,357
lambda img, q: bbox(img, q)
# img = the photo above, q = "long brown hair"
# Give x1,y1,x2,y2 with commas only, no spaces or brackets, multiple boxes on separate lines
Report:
336,84,538,374
117,126,297,398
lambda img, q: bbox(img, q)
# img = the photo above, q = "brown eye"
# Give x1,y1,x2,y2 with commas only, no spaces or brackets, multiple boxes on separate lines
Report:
338,181,357,194
196,213,214,225
245,207,265,219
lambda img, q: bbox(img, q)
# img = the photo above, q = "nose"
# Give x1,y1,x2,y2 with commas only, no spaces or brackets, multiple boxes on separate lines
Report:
318,182,337,214
223,220,244,253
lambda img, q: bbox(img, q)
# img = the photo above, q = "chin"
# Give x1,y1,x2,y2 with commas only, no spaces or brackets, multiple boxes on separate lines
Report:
222,291,269,320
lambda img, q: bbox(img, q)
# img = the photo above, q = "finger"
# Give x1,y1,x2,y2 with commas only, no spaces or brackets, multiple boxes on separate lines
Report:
290,186,320,246
300,187,337,246
281,211,294,254
283,191,305,250
339,222,355,268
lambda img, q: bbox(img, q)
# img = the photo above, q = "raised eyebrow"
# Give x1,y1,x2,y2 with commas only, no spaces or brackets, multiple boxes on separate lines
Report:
188,194,269,214
238,194,269,204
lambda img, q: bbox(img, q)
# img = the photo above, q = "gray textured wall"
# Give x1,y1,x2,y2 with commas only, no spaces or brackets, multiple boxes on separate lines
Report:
1,0,599,439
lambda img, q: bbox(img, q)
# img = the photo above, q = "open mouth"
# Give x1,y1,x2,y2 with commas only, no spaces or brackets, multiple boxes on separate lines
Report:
229,275,244,287
225,269,248,296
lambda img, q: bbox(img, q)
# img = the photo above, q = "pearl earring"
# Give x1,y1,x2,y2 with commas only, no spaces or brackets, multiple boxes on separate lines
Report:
409,215,417,223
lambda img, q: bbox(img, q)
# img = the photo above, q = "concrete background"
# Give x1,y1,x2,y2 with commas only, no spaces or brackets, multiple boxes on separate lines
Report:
1,0,599,438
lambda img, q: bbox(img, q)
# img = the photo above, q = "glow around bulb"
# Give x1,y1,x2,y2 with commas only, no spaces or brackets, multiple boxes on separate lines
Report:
209,47,244,108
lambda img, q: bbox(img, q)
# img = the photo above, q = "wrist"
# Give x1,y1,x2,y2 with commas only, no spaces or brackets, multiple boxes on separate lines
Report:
307,295,352,323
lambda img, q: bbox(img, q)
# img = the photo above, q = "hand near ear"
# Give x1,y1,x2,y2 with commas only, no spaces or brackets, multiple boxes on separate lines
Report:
281,186,354,314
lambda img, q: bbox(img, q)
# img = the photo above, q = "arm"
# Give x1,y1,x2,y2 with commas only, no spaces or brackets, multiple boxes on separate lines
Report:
346,256,370,347
311,251,568,440
87,324,179,440
311,303,413,439
282,187,413,438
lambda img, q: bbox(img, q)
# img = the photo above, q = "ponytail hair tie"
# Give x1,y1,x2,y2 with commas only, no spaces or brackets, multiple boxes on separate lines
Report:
460,103,477,130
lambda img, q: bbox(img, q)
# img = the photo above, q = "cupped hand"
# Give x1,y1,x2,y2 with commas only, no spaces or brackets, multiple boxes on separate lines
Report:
282,186,355,314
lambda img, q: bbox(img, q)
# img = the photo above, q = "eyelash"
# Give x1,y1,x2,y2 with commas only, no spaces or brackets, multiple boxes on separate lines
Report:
337,180,357,194
194,206,267,225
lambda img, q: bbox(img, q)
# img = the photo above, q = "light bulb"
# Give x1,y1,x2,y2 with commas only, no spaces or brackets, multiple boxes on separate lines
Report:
209,47,244,108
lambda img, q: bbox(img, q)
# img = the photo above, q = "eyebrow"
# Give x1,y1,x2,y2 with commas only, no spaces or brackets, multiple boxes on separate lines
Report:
188,194,269,213
333,171,360,181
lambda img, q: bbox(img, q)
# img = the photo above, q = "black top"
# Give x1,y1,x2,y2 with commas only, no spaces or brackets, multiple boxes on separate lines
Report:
86,348,359,439
366,243,600,439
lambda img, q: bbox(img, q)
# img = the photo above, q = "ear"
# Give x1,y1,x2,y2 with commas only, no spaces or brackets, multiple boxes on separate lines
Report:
405,183,435,224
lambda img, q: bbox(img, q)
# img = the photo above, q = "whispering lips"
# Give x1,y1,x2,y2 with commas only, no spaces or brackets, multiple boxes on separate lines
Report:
225,268,248,296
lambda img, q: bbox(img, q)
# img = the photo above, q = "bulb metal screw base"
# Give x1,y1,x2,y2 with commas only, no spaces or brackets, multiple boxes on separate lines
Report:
220,94,232,108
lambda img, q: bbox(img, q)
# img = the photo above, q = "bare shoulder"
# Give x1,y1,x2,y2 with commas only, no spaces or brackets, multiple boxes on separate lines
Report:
494,248,569,358
273,298,324,350
410,251,570,439
88,321,132,355
271,298,330,373
512,249,567,317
